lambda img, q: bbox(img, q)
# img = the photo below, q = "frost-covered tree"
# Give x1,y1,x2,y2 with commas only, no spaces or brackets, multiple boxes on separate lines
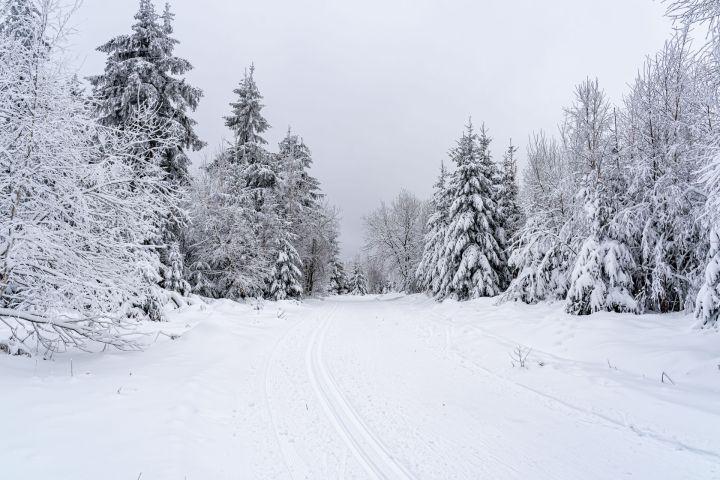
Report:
188,66,340,300
297,203,341,295
436,120,505,300
565,78,639,315
89,0,203,170
185,153,270,299
0,0,171,351
225,65,282,263
504,32,717,319
664,0,720,326
275,130,337,294
267,238,303,300
417,162,451,295
89,0,203,297
497,141,523,251
623,35,712,313
363,190,428,292
225,65,276,189
277,129,321,222
226,63,270,148
349,263,369,295
328,260,348,295
187,65,282,299
503,132,579,304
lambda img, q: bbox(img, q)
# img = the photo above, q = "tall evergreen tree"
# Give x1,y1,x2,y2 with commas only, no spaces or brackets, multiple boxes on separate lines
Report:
276,129,331,294
417,161,451,295
226,64,282,286
328,260,348,295
497,141,523,251
437,120,505,300
89,0,203,183
225,65,276,189
89,0,203,299
349,263,369,296
226,63,270,147
277,129,322,220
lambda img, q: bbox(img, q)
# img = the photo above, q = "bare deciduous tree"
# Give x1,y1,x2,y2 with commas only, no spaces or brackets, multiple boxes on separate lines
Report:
363,190,429,292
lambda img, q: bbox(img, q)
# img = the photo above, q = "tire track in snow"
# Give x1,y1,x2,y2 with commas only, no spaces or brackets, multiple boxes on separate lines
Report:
306,306,417,480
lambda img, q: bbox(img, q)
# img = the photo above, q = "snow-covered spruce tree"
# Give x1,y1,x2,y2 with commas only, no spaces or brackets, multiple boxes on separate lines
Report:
89,0,203,178
267,238,303,300
565,79,639,315
277,128,321,214
225,65,279,217
497,141,523,254
0,0,171,351
417,161,451,295
328,260,348,295
436,120,506,300
186,65,281,299
276,130,339,294
89,0,203,298
225,65,277,192
226,63,270,148
349,263,369,295
503,132,579,304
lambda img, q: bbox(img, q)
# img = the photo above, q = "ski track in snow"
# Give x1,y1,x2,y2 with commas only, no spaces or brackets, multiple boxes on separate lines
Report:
3,295,720,479
305,306,417,480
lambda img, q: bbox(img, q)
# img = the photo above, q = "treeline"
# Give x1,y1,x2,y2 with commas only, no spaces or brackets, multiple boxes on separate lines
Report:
0,0,338,353
361,1,720,327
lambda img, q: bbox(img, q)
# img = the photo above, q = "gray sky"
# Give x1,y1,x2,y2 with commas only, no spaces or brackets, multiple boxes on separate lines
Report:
68,0,674,260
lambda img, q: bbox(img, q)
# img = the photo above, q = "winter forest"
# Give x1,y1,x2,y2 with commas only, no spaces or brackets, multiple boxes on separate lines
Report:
3,0,720,478
4,0,720,352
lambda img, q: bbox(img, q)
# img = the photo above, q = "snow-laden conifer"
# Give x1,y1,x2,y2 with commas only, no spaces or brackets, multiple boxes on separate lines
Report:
276,130,338,294
417,162,451,295
328,261,348,295
349,263,369,295
497,141,523,254
565,79,639,315
436,120,505,300
89,0,203,298
268,238,303,300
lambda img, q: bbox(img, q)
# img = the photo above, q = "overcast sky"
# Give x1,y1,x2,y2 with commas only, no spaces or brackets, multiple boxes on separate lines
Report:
67,0,674,260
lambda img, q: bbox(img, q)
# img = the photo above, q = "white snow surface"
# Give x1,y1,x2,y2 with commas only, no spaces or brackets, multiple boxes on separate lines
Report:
1,294,719,479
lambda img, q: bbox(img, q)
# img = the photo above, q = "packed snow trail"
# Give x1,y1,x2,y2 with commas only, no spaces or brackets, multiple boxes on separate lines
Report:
306,308,416,480
2,295,720,479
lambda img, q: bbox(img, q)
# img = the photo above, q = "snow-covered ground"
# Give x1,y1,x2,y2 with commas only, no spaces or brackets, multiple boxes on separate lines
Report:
1,295,719,479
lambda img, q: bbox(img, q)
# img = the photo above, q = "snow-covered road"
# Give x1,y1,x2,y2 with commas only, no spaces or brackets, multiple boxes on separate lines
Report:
2,295,719,479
